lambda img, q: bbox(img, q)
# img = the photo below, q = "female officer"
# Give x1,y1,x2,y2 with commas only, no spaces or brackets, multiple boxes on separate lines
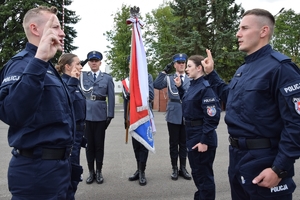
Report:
56,53,86,200
175,55,221,200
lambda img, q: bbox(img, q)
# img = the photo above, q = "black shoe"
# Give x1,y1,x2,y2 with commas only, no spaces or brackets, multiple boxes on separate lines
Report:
179,167,192,180
86,171,95,184
96,170,104,184
171,166,178,180
129,170,139,181
139,171,147,186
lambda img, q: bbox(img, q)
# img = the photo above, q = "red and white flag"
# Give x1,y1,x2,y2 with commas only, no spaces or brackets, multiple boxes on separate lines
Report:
126,12,155,153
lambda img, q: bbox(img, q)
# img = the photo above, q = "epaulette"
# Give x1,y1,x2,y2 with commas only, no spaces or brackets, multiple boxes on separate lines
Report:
202,80,210,87
11,50,28,60
272,51,300,75
271,52,291,63
102,72,111,76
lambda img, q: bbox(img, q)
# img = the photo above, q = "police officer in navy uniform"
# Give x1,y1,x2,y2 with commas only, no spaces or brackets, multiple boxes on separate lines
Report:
203,9,300,200
0,6,74,199
153,53,192,181
175,55,221,200
81,51,115,184
122,56,154,186
55,53,87,200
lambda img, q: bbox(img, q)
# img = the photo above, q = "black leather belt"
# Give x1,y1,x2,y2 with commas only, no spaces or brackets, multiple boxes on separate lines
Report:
170,99,182,103
76,123,86,131
229,136,271,150
90,95,106,101
184,119,203,126
17,147,71,160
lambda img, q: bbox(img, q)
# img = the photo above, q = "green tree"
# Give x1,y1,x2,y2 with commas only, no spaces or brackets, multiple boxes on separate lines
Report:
273,9,300,66
104,4,153,81
0,0,80,69
144,4,177,78
103,4,132,81
167,0,244,82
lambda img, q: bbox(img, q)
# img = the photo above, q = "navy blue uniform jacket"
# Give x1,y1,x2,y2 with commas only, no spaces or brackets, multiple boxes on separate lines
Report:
0,43,75,149
179,77,221,151
206,44,300,172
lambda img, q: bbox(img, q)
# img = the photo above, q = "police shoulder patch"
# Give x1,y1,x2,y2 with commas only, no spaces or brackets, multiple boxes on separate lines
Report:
203,97,216,104
280,80,300,96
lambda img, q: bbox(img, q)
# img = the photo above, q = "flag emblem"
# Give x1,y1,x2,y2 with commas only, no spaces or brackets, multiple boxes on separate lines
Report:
293,97,300,115
207,105,216,117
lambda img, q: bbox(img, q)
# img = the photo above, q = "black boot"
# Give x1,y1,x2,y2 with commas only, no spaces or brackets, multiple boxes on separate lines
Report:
171,166,178,180
129,161,139,181
139,162,147,186
129,170,139,181
179,158,192,180
86,170,95,184
96,169,104,184
171,158,178,180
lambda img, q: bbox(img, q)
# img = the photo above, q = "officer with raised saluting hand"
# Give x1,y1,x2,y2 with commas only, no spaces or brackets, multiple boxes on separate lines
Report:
153,53,192,181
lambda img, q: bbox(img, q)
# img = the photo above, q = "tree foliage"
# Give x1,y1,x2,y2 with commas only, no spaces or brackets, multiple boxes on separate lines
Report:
273,9,300,66
167,0,245,82
144,4,177,78
103,1,300,83
103,4,132,81
0,0,80,68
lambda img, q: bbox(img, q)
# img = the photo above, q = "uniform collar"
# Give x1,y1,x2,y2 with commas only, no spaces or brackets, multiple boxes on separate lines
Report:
190,76,204,85
245,44,272,63
92,70,100,77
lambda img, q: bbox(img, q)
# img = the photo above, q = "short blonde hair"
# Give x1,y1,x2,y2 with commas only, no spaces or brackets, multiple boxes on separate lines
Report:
22,6,58,34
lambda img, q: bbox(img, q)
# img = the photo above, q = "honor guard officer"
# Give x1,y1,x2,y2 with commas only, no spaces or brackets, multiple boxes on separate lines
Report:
0,6,75,199
153,53,192,181
122,56,154,186
55,53,87,200
203,8,300,200
81,50,115,184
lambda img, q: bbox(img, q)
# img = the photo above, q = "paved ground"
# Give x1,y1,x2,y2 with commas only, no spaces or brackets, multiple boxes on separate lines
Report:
0,106,299,200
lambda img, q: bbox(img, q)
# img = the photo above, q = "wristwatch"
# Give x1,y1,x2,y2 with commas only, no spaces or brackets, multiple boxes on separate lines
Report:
272,166,287,178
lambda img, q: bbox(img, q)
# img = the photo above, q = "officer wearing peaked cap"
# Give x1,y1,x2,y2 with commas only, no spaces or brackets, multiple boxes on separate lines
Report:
80,50,115,185
153,53,192,181
88,51,103,60
173,53,188,62
122,55,154,186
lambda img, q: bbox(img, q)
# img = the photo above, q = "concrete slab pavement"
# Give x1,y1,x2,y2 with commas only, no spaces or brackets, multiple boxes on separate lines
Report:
0,107,299,200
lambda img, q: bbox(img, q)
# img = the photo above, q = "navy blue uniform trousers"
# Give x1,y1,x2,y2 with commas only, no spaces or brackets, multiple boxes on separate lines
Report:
9,153,70,200
229,146,294,200
188,146,216,200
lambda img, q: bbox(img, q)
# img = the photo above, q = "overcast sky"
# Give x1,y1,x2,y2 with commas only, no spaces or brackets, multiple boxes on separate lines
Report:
67,0,298,70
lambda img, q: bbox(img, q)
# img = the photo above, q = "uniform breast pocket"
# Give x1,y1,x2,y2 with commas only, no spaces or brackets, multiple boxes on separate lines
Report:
227,79,238,103
42,83,66,111
245,79,269,91
228,79,238,89
244,79,270,117
98,83,107,89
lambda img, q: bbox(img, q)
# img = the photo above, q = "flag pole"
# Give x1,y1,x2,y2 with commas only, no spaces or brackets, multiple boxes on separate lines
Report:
125,100,130,144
